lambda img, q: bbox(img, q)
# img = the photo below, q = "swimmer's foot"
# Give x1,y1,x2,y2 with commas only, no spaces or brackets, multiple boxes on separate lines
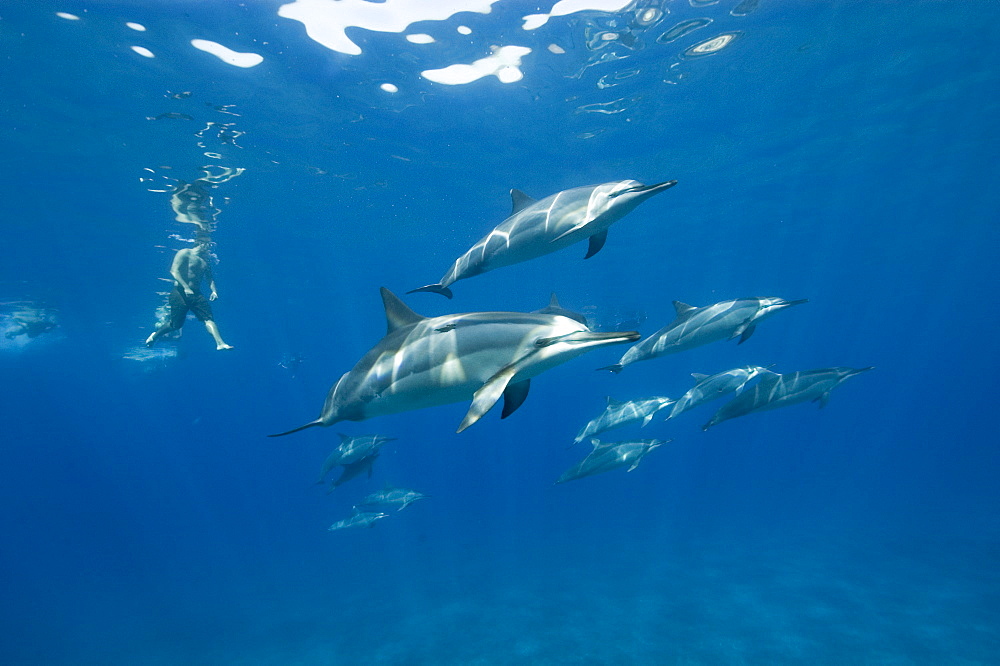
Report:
217,343,234,351
145,332,156,347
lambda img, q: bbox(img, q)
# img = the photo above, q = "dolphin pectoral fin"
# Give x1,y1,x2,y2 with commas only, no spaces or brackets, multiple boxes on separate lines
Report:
268,420,323,437
458,366,518,433
551,221,591,243
584,231,608,259
641,413,654,427
816,392,831,408
738,324,757,344
627,461,642,472
406,283,454,299
501,379,531,419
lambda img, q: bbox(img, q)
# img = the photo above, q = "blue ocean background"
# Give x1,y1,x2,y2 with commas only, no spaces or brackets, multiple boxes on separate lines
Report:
2,1,999,663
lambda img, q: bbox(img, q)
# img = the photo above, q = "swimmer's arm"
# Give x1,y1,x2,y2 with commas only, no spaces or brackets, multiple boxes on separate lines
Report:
206,263,219,300
170,250,195,295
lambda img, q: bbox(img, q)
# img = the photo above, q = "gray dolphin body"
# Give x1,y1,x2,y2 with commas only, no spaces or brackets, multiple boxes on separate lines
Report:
557,438,668,484
667,366,773,420
270,288,640,436
327,510,389,532
354,486,429,512
602,297,807,373
317,433,396,483
326,453,379,493
408,180,677,298
703,366,873,430
574,395,676,444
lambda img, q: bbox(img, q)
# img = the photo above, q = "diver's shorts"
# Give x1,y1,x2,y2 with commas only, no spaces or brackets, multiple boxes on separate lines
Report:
167,288,213,329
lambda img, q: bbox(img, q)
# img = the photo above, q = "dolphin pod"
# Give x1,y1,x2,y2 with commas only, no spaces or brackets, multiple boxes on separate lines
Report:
264,175,874,524
601,297,807,373
408,180,677,299
270,288,640,437
702,366,874,430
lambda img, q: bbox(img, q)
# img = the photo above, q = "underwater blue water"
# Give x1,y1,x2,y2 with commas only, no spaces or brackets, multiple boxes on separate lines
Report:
2,1,999,663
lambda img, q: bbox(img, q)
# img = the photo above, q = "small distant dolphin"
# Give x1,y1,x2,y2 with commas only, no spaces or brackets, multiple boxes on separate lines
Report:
556,438,668,483
354,486,429,512
667,366,773,420
327,510,389,532
326,452,379,493
703,366,873,430
573,395,676,444
269,288,640,436
408,179,677,298
601,297,807,373
317,433,396,484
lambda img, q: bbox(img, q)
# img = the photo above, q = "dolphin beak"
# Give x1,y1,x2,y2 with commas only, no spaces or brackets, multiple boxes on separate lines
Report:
782,298,809,307
536,330,640,347
610,180,678,199
576,330,641,345
642,180,678,194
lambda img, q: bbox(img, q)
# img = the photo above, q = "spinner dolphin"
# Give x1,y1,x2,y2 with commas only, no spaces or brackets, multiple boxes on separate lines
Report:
409,180,676,298
270,289,639,436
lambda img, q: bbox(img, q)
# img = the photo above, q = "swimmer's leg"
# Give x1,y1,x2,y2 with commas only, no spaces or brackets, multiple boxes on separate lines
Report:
204,320,233,351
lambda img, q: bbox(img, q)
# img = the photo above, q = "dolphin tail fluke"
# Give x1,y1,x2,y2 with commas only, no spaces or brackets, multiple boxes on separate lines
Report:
597,364,623,374
407,283,453,299
268,420,323,437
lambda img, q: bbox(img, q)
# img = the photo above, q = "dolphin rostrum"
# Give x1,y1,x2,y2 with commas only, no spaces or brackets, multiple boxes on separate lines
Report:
408,180,677,298
667,366,773,420
601,297,807,373
573,395,676,445
702,366,873,430
556,438,668,484
270,288,640,436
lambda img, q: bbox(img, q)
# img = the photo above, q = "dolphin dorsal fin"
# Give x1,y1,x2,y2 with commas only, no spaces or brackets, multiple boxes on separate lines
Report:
380,287,426,334
673,301,697,317
337,432,351,442
510,189,536,214
606,396,624,406
691,373,709,381
548,293,561,308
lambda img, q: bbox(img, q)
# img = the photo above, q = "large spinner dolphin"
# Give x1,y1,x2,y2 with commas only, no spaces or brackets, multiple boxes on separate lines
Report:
270,289,640,436
409,179,677,298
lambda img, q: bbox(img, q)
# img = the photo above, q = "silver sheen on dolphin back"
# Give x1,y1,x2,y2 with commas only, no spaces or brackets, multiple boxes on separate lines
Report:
408,179,677,298
601,297,807,373
573,395,675,445
667,366,773,420
703,366,873,430
556,438,668,484
269,288,640,436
